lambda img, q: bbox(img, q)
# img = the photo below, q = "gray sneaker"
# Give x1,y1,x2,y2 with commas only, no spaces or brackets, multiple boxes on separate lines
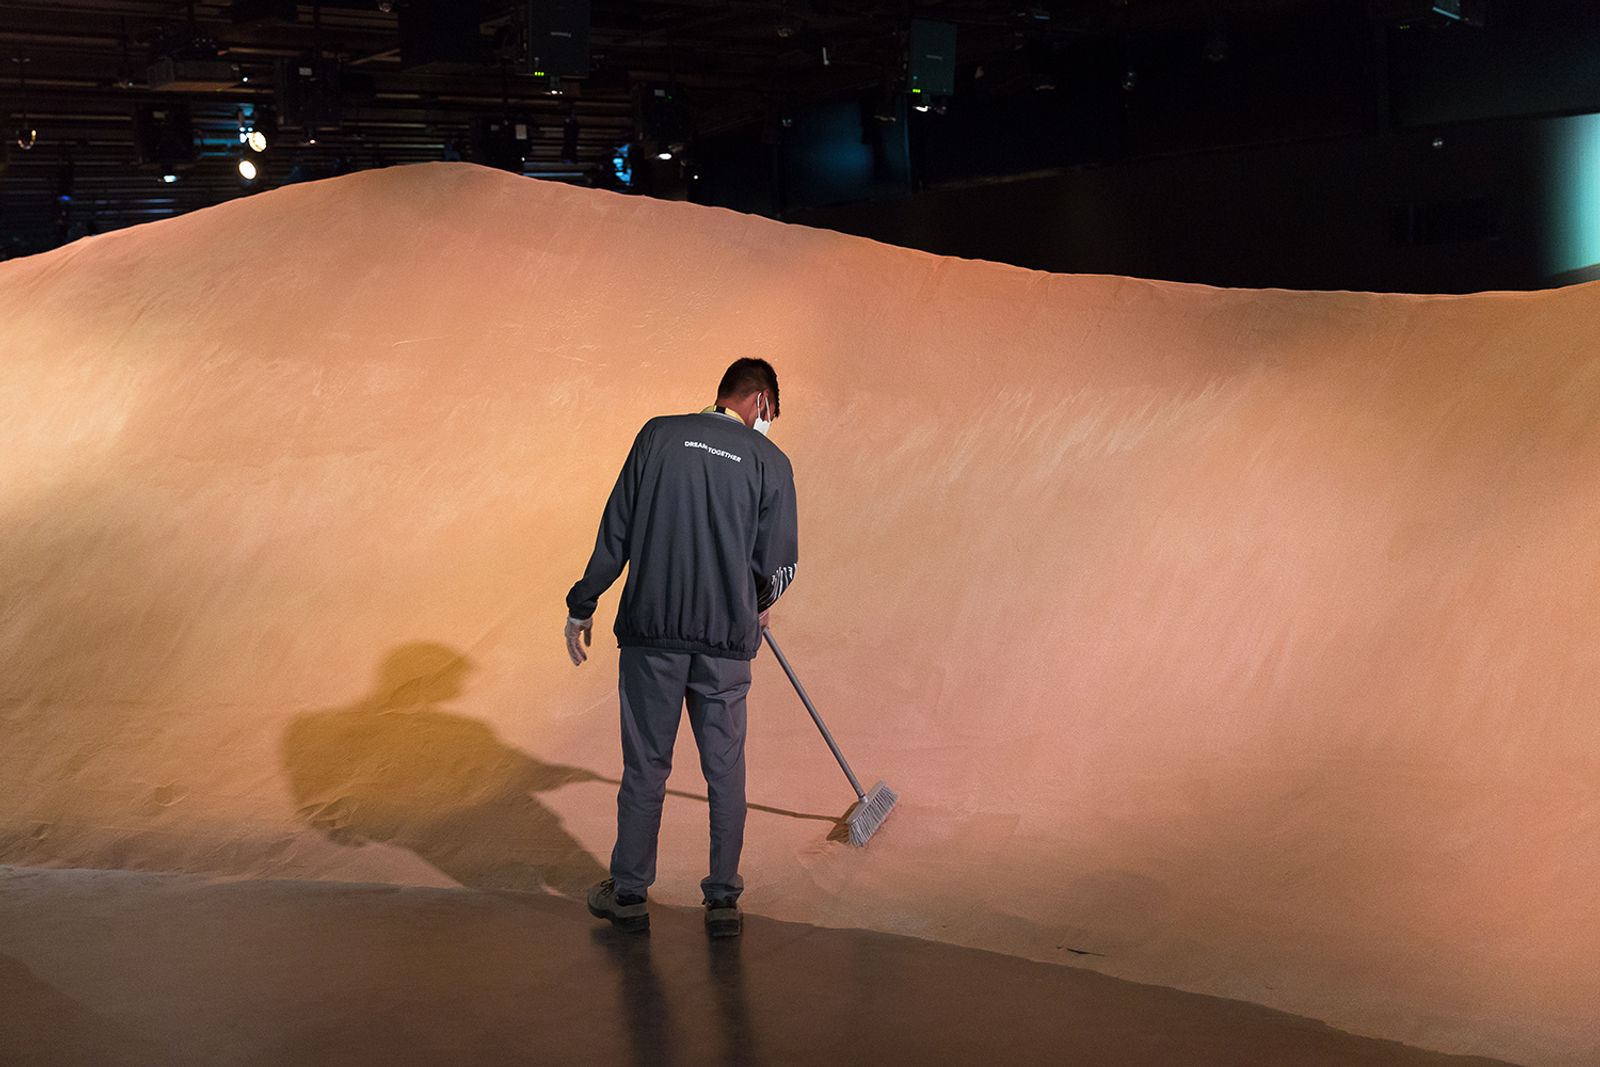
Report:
588,879,649,932
704,896,741,938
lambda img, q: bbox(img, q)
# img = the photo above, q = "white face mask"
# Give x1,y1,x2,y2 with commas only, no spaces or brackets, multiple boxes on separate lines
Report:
752,394,772,437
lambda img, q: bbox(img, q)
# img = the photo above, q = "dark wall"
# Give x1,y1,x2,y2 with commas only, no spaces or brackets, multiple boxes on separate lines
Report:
1388,0,1600,127
692,93,912,219
689,0,1600,294
788,117,1567,295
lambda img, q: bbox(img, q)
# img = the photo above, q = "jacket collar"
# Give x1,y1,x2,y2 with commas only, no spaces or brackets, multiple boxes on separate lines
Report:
700,404,746,426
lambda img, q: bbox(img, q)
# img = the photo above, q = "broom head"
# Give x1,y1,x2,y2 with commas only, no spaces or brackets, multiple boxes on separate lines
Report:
846,781,899,846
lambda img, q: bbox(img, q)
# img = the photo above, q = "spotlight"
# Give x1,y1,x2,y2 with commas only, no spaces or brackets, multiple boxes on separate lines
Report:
913,103,930,113
10,56,37,151
239,157,258,180
656,149,673,160
161,172,179,183
237,106,271,153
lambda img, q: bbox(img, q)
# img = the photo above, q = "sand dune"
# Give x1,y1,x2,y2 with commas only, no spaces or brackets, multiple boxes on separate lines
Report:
1,161,1595,1065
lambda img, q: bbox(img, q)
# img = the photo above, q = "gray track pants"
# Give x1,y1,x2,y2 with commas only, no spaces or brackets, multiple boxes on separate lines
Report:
611,646,751,902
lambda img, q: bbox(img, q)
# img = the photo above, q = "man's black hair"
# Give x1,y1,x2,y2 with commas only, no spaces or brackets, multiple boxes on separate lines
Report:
716,357,780,419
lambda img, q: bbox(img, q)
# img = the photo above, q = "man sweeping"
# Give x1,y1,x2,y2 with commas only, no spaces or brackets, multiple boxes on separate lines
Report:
564,358,798,938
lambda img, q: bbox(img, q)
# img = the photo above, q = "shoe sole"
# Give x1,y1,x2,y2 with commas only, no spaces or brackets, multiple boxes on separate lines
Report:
588,900,650,933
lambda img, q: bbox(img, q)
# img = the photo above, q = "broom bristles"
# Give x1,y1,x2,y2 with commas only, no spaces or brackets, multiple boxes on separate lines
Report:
847,781,899,846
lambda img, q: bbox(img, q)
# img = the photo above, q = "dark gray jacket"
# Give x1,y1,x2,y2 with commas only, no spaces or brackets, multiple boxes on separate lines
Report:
566,410,799,661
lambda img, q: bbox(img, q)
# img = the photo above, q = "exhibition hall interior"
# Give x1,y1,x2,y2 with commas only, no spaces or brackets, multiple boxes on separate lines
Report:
1,2,1596,1065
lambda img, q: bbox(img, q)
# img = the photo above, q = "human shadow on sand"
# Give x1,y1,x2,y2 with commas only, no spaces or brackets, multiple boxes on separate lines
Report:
280,641,609,897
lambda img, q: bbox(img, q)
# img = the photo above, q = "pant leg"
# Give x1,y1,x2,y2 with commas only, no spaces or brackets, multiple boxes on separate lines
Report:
611,647,692,897
685,653,752,902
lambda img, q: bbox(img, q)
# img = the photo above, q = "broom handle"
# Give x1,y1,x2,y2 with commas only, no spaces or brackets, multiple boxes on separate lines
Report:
761,627,867,801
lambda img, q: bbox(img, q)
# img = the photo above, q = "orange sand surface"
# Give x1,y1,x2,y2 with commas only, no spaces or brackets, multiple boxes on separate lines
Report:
1,162,1595,1065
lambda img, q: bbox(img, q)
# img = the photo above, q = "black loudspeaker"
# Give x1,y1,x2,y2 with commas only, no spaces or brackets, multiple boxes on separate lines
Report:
527,0,590,77
471,116,534,172
399,0,485,72
633,83,690,143
277,56,342,133
133,103,196,167
561,115,580,163
907,19,957,98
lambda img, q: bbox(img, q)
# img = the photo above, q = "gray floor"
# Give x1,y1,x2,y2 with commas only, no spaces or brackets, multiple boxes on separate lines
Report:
0,867,1516,1067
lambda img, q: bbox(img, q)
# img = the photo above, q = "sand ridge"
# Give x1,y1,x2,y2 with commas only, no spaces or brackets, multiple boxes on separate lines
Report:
0,162,1596,1065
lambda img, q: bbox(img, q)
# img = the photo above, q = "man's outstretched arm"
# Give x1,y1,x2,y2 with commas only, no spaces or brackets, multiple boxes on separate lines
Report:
565,423,651,665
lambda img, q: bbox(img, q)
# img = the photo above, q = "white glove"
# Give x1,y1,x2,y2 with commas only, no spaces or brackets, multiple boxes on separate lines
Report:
564,615,593,666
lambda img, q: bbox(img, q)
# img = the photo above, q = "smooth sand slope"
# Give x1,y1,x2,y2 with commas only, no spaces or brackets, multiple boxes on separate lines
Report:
1,162,1595,1065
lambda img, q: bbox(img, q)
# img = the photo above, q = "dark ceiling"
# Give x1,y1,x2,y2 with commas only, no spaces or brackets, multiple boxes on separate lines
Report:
0,0,1373,255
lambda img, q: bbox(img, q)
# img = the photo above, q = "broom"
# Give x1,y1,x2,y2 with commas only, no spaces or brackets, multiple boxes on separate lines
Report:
762,626,898,846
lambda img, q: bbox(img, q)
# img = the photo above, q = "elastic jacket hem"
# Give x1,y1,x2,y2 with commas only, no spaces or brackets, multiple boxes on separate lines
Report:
618,634,758,661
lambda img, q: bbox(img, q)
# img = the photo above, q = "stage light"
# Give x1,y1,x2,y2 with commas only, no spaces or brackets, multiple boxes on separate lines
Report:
161,173,179,183
237,106,270,154
656,150,673,161
10,55,37,151
239,158,258,180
